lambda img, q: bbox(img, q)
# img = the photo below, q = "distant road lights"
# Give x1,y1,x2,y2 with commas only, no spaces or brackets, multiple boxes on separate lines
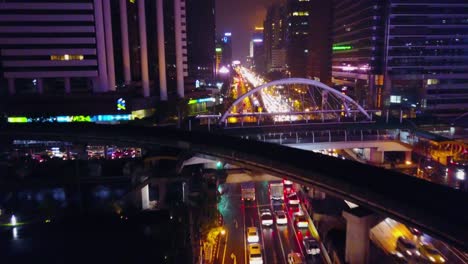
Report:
456,169,465,180
219,66,230,74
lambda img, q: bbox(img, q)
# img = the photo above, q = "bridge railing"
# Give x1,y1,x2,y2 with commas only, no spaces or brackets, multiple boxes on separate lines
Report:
240,129,399,145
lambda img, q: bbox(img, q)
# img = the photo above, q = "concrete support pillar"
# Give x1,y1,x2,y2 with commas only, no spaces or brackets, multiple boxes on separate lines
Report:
103,0,116,91
158,180,167,208
369,148,384,164
138,0,150,97
157,0,167,101
343,209,378,264
64,77,71,94
119,0,131,84
37,78,43,94
93,0,109,92
7,78,15,95
405,151,412,163
141,184,150,210
174,0,184,98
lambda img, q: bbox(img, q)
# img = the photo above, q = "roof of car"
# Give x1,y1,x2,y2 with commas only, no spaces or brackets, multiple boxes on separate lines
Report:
249,244,262,253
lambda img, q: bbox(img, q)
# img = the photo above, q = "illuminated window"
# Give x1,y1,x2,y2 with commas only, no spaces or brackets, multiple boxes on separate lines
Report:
292,11,309,16
390,95,401,104
427,79,439,85
50,54,84,61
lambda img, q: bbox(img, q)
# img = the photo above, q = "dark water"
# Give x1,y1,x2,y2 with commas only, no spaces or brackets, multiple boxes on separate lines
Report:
0,184,191,263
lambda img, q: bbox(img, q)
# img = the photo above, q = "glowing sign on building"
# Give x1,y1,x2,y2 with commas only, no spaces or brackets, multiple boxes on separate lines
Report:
188,97,216,105
332,45,352,51
215,47,222,53
224,32,232,37
117,98,126,111
8,114,133,124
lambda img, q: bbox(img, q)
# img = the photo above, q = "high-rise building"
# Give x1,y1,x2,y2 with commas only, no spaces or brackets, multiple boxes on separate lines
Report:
285,0,312,77
331,0,385,109
331,0,468,118
0,0,215,118
264,4,287,73
220,32,232,66
306,0,332,85
251,28,266,74
0,0,108,95
385,0,468,118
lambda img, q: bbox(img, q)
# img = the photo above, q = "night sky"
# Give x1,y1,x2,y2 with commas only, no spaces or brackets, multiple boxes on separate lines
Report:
216,0,281,62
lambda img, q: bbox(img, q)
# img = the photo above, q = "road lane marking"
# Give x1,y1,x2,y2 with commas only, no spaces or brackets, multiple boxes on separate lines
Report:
243,200,248,264
256,198,268,264
231,253,237,264
270,203,287,264
221,230,229,264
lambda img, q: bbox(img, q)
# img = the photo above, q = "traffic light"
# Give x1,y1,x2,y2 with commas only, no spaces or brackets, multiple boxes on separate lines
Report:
216,161,223,170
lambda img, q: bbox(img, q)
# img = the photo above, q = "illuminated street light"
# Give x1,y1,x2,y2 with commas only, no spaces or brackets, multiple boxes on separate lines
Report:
456,169,465,180
10,215,17,226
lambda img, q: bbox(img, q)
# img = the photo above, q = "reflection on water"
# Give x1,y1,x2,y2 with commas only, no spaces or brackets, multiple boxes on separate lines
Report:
1,184,129,222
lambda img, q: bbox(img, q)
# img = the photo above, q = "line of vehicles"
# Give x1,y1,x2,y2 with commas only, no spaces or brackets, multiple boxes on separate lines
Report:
394,233,446,263
241,180,321,264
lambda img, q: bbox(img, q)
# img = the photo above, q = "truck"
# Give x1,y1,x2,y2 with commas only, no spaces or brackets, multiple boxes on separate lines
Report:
241,182,256,201
269,180,284,201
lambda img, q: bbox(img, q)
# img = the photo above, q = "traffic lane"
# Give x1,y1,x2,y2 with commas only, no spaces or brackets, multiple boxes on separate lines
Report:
255,181,285,264
217,183,245,264
244,201,260,264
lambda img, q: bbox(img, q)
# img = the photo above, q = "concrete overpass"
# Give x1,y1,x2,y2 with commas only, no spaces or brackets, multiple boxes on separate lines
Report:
1,123,467,251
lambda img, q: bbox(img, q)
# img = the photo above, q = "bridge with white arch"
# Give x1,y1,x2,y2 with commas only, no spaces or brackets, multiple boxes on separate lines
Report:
218,73,375,126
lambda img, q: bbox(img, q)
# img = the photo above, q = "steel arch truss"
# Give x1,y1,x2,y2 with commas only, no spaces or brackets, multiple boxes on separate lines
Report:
220,78,371,123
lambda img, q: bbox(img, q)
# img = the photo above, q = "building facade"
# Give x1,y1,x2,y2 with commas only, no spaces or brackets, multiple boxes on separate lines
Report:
0,0,207,100
264,4,287,73
306,0,332,85
286,0,312,77
385,0,468,118
330,0,468,117
331,0,386,109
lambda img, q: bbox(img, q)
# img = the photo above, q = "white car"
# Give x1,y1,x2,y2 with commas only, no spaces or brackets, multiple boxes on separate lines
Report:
287,193,300,205
249,243,263,264
247,227,259,243
260,209,273,226
275,210,287,225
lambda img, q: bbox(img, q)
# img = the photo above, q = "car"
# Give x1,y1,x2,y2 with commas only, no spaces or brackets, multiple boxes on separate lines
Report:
408,227,423,239
419,243,446,263
287,193,300,205
389,251,408,264
260,209,273,226
287,252,304,264
289,204,303,216
303,237,321,256
284,179,294,194
248,243,263,264
275,210,287,225
295,215,308,228
396,236,420,258
247,227,259,243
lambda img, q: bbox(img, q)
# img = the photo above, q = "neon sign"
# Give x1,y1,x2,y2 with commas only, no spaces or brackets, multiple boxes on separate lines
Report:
332,45,352,51
188,97,216,105
8,114,133,124
117,98,126,111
